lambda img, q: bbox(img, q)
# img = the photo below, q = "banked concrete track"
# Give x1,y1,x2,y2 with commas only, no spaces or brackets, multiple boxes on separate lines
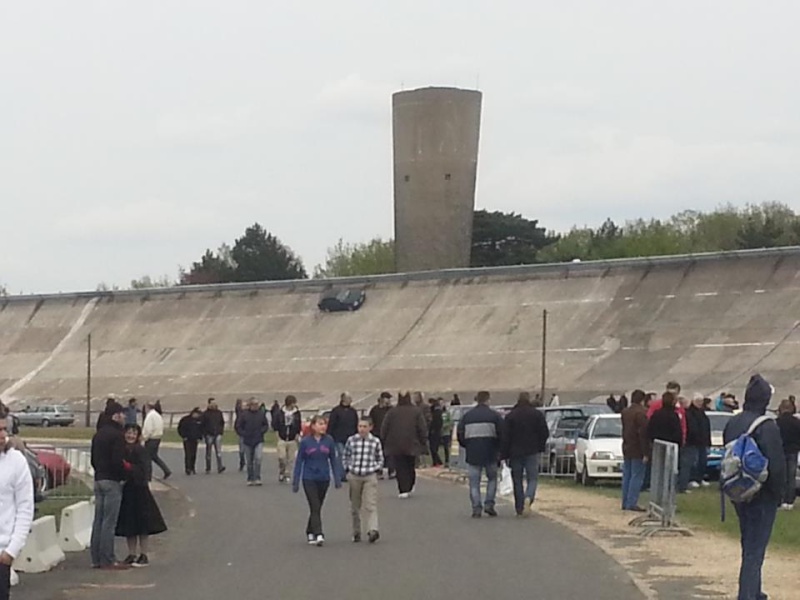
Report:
2,247,799,410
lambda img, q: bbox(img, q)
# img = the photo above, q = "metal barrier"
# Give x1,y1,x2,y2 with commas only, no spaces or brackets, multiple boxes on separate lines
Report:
30,445,93,501
630,440,691,537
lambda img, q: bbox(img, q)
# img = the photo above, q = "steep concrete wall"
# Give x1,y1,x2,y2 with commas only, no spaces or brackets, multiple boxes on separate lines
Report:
2,248,799,410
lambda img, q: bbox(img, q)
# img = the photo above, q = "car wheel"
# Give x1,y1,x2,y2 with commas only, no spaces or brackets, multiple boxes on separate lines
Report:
581,463,594,486
41,419,50,428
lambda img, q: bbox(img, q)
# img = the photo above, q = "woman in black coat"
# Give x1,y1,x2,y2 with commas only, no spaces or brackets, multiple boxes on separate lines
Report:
647,392,683,447
116,424,167,567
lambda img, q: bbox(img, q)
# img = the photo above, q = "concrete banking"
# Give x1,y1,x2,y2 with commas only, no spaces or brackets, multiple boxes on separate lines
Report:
1,247,799,412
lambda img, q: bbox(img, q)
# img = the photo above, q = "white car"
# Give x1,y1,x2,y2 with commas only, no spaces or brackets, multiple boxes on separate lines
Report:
574,414,623,485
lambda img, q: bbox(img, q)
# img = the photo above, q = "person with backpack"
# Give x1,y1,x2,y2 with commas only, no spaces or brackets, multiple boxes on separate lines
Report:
776,399,800,510
721,374,786,600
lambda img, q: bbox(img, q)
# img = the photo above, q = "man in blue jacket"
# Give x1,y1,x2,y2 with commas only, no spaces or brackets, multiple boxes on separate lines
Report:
457,391,504,518
723,374,785,600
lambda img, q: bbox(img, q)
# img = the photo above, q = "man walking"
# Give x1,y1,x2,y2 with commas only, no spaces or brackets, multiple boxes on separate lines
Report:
273,395,302,483
328,393,359,481
202,398,226,474
686,393,711,489
0,416,33,600
723,374,785,600
142,402,171,481
428,398,444,467
621,389,649,511
457,391,504,518
235,399,270,486
177,408,204,475
501,392,549,517
123,398,138,426
90,402,130,570
369,392,392,478
343,418,384,544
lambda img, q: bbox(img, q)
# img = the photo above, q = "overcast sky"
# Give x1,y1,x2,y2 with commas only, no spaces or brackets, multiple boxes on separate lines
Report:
2,2,799,294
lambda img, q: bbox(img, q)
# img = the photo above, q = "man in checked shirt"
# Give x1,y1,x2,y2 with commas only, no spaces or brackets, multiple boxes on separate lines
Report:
343,418,384,543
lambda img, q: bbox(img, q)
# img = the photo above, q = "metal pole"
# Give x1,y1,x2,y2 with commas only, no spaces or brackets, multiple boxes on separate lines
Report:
540,309,547,403
85,333,91,427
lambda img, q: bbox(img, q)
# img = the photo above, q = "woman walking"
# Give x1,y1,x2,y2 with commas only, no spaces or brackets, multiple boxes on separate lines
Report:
116,425,167,567
381,391,428,498
292,416,342,546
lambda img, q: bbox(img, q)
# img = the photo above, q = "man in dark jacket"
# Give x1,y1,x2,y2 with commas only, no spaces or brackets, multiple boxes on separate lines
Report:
428,398,445,467
202,398,226,474
273,395,302,483
501,392,549,517
235,399,270,486
328,393,359,481
457,391,504,518
90,402,129,569
686,394,712,489
723,374,786,600
369,392,393,478
177,408,204,475
776,399,800,509
621,389,649,511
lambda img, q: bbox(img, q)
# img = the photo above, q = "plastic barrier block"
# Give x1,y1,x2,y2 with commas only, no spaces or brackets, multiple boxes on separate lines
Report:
59,500,93,552
15,516,66,573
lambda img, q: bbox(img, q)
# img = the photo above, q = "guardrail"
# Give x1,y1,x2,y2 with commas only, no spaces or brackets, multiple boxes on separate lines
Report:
629,440,692,537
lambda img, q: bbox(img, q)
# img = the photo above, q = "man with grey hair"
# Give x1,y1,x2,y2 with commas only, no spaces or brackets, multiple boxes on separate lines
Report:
328,392,359,483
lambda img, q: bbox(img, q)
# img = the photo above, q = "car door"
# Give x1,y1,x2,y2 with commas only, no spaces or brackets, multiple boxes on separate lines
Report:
575,418,593,473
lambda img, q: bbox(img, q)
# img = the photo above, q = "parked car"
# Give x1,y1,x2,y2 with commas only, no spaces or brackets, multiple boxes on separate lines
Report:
318,288,366,312
574,414,623,486
20,444,47,502
29,446,72,488
543,415,588,474
704,411,733,478
14,405,75,427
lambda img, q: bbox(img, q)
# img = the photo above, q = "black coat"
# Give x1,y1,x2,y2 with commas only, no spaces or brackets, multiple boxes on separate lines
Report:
116,443,167,538
202,408,225,437
724,410,786,505
429,405,444,436
177,415,204,441
501,404,549,460
235,409,269,447
647,407,683,448
380,404,428,457
368,405,391,439
91,422,126,482
685,405,711,448
273,407,302,442
777,414,800,455
328,404,359,444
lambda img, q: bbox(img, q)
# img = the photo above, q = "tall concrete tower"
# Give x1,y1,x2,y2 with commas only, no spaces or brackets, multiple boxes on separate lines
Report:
393,87,482,273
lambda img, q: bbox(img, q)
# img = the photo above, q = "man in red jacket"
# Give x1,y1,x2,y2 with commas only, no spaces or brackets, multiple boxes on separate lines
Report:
647,381,687,445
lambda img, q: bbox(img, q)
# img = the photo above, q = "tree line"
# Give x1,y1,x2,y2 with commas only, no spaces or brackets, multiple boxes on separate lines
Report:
88,201,800,289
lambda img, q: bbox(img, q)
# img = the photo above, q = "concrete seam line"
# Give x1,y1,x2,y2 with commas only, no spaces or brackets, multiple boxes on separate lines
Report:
419,472,658,600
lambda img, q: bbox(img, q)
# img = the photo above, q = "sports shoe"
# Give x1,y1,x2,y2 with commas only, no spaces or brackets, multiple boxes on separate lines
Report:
133,554,149,568
398,492,410,499
367,530,380,544
246,481,255,487
781,503,794,511
484,507,498,517
352,533,361,543
471,510,482,518
254,479,263,486
315,535,325,547
307,534,316,545
218,466,226,474
122,554,137,565
688,481,700,489
522,497,532,517
700,480,710,487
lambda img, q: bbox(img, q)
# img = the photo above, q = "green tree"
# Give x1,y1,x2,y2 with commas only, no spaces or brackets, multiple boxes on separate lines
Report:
314,238,394,278
180,247,236,285
231,223,307,282
130,275,175,289
470,210,558,267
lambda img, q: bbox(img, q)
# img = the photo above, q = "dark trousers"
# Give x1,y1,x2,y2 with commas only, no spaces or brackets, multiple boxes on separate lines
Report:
145,438,171,480
692,446,708,483
678,446,698,492
183,439,198,474
0,563,9,600
441,435,451,466
302,480,330,536
734,497,777,600
785,453,798,505
429,432,443,466
393,455,416,493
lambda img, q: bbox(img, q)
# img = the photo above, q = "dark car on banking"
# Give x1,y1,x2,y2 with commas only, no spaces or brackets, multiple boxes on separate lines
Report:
318,288,366,312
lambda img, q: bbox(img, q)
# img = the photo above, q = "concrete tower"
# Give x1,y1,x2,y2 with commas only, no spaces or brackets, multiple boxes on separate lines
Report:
393,87,482,273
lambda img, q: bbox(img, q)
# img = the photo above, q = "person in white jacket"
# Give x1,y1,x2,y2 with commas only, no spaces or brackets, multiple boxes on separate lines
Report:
142,403,171,481
0,417,33,600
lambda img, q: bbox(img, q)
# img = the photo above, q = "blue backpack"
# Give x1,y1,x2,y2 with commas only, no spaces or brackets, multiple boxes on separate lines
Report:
720,416,771,512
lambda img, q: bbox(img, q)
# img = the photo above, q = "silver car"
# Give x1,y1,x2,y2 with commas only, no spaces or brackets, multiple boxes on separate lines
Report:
14,405,75,427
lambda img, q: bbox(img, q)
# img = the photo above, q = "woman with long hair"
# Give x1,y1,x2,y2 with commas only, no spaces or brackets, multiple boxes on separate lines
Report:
380,391,428,498
292,416,342,546
116,424,167,567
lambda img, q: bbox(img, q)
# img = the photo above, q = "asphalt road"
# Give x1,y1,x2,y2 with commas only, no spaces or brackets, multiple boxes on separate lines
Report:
16,448,644,600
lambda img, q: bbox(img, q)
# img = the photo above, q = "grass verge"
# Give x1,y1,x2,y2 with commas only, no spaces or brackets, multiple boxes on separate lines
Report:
18,426,268,447
35,479,93,529
540,477,800,551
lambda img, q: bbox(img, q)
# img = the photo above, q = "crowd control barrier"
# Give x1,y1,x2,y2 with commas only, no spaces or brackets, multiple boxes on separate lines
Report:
15,516,66,573
59,500,94,552
630,440,692,537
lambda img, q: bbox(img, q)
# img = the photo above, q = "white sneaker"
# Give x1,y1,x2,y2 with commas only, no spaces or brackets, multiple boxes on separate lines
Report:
781,503,794,511
315,535,325,547
688,481,700,489
700,480,710,487
398,492,410,499
307,534,316,545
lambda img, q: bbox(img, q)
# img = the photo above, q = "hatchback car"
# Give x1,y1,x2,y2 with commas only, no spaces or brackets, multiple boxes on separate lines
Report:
14,405,75,427
574,414,623,485
318,288,366,312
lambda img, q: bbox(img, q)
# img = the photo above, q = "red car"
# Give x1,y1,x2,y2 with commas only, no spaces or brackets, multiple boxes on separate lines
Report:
29,446,72,489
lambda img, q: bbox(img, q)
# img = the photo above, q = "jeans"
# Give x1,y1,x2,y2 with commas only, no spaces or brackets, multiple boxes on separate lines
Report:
183,439,198,474
144,438,171,480
734,497,778,600
621,458,647,509
429,433,442,466
784,453,798,505
90,480,124,567
205,434,224,472
467,463,498,511
0,563,9,600
692,446,708,483
509,454,540,514
392,455,416,493
303,480,330,536
678,446,699,492
349,473,379,535
244,443,263,482
238,436,246,470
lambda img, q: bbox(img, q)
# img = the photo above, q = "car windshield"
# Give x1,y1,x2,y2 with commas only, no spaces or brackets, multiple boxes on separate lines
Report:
555,417,586,434
591,418,622,439
580,405,613,416
708,414,731,433
55,406,70,413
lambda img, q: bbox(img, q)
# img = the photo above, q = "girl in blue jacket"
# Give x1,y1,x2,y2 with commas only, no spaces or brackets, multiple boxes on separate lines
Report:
292,415,342,546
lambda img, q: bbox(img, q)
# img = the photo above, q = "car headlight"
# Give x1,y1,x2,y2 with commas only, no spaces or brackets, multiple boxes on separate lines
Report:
591,451,614,460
